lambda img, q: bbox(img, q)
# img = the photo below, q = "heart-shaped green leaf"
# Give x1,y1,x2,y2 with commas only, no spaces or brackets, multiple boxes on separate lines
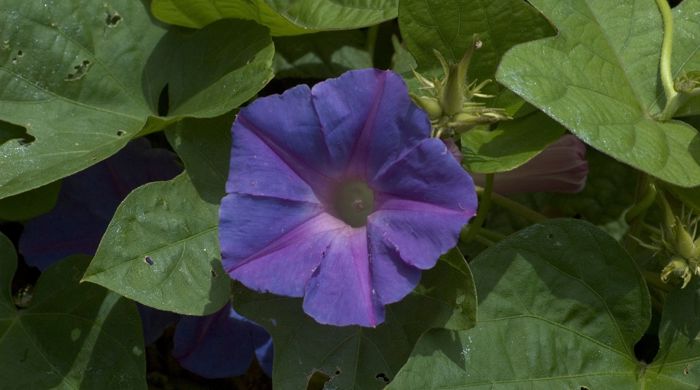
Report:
0,0,273,200
0,234,145,389
152,0,397,36
235,248,476,390
496,0,700,187
390,219,657,389
82,173,228,315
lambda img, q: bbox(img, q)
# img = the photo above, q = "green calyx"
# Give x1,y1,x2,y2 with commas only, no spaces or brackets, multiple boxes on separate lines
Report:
410,35,509,138
646,193,700,288
332,180,375,228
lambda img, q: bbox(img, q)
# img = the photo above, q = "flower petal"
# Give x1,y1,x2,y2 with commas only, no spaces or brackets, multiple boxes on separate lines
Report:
372,138,477,212
369,197,469,269
303,227,384,327
220,193,346,296
254,336,274,377
173,306,270,379
228,122,319,203
366,231,422,304
311,69,429,179
235,85,335,195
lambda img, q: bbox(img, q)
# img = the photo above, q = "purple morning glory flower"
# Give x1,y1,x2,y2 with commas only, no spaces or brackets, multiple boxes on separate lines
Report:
220,69,477,327
20,138,273,377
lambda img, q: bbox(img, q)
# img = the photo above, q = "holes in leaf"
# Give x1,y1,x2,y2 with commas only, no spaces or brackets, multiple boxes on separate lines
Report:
306,370,332,390
634,332,659,364
116,129,126,137
157,83,169,117
210,269,217,278
0,120,34,146
65,60,92,81
16,49,23,57
105,11,122,27
375,373,390,383
580,386,590,390
144,256,154,266
546,233,554,240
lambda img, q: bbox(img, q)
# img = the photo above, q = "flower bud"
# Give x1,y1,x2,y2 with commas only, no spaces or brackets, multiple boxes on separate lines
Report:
411,95,442,120
471,135,588,194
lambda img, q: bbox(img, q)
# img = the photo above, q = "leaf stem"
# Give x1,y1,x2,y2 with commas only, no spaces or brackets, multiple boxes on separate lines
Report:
477,227,506,242
477,188,547,224
366,25,379,66
655,0,681,120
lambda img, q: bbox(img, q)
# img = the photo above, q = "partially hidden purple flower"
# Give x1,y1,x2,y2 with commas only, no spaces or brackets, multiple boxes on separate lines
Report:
173,305,273,378
20,138,182,270
469,134,588,194
20,138,273,377
219,69,477,327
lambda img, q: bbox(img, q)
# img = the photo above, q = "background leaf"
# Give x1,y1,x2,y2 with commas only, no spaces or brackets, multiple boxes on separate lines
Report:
460,111,565,174
496,0,700,187
390,219,653,389
0,180,61,221
166,114,233,203
0,234,145,389
235,249,477,389
82,173,228,315
398,0,554,101
0,1,273,200
273,31,372,79
672,0,700,117
152,0,397,35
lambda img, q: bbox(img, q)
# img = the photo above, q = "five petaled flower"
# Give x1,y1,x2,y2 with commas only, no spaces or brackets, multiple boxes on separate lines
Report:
220,69,477,327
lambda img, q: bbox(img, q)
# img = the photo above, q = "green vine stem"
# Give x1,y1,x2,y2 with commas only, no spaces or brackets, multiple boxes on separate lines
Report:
480,188,547,224
366,24,379,66
655,0,682,121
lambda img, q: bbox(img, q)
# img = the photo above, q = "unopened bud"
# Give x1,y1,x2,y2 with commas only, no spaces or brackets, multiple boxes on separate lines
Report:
411,95,442,120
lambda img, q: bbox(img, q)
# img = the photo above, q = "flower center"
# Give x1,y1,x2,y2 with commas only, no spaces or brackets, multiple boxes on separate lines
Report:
332,180,375,228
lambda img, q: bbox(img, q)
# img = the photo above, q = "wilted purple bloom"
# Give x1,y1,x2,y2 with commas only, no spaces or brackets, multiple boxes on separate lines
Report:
220,69,477,327
173,305,273,378
20,138,273,377
472,135,588,194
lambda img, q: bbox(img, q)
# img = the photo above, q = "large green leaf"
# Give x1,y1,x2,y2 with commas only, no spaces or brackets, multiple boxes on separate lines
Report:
460,110,565,174
0,235,145,389
646,279,700,387
496,0,700,187
274,31,372,79
152,0,397,36
0,180,61,221
390,219,655,389
166,114,233,203
398,0,554,94
672,0,700,117
0,0,273,199
82,173,228,315
235,248,476,390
